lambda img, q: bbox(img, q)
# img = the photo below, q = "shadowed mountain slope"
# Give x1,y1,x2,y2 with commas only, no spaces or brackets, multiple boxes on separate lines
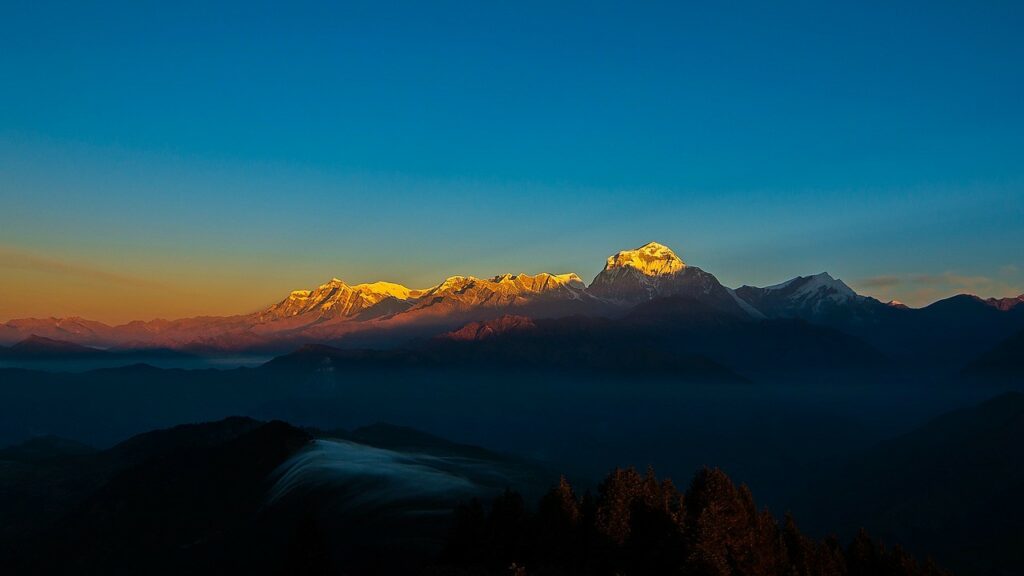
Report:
802,392,1024,576
0,417,552,575
963,329,1024,381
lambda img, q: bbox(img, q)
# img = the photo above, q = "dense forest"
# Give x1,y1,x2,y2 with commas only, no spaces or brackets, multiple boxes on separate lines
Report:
435,467,949,576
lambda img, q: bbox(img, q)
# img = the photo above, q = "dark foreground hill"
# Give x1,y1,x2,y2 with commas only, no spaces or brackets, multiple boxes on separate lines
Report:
0,417,550,575
0,417,945,576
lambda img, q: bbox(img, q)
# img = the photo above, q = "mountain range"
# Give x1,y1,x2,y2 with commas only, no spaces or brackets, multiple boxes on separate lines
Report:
2,242,1022,372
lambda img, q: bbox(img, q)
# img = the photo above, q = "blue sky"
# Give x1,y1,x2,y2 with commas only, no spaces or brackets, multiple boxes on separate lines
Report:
1,1,1022,321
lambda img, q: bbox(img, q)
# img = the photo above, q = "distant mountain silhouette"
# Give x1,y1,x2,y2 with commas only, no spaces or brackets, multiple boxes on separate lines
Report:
1,335,110,359
881,295,1024,369
0,336,199,377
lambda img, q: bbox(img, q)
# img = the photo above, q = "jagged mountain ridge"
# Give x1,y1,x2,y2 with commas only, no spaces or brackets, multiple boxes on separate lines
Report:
734,272,889,327
258,279,425,325
1,241,1021,357
983,294,1024,312
0,242,722,349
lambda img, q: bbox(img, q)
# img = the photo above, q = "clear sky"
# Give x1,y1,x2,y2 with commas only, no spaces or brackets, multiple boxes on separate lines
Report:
1,1,1023,323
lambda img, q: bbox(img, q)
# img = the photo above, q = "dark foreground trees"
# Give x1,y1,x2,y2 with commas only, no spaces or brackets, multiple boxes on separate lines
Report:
437,467,949,576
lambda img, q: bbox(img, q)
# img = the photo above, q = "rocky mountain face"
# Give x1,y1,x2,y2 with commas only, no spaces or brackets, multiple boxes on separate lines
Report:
734,272,891,327
984,294,1024,311
588,242,747,316
444,315,538,341
401,272,593,317
2,242,1022,361
258,279,423,325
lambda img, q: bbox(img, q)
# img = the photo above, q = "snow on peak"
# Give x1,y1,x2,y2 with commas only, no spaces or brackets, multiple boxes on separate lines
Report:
286,279,417,303
551,272,586,288
801,272,857,299
765,272,858,302
315,278,348,290
422,272,587,300
430,275,477,293
489,272,586,291
350,281,419,301
603,242,685,276
262,277,421,322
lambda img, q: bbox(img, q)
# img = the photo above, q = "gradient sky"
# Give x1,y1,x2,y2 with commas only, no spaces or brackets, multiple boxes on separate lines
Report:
2,1,1023,323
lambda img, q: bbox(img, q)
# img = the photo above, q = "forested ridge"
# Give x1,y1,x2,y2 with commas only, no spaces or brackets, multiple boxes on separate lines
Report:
436,467,949,576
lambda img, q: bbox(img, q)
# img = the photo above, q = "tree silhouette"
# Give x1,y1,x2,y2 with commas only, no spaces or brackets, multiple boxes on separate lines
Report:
440,466,951,576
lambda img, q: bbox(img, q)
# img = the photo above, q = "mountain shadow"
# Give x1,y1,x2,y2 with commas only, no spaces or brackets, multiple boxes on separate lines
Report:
800,392,1024,576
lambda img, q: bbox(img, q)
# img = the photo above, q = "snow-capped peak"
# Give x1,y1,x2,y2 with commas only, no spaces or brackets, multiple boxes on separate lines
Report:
602,242,685,277
349,281,420,301
800,273,857,300
489,272,586,290
551,272,586,288
427,275,477,294
765,272,858,302
260,277,422,322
